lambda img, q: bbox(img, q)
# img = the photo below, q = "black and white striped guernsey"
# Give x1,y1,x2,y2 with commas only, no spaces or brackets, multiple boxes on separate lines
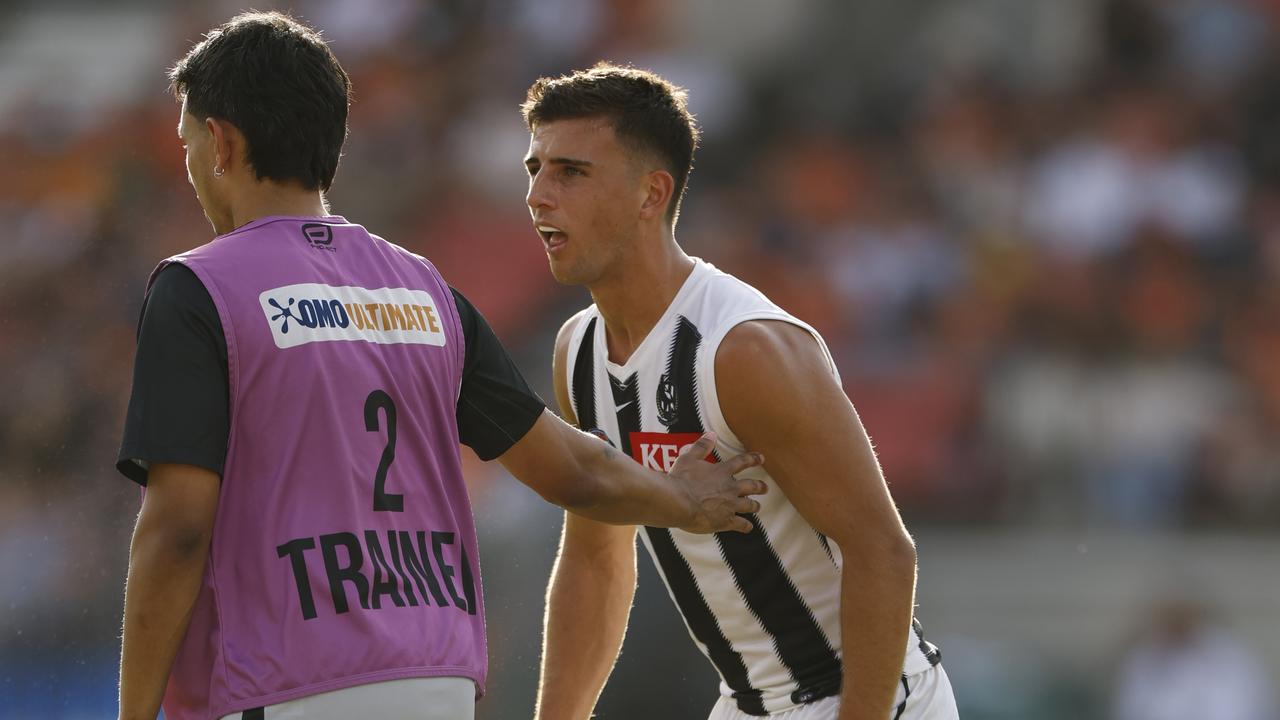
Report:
564,259,940,716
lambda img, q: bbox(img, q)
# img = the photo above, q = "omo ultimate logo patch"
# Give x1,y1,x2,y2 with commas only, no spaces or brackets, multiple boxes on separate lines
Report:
260,283,447,349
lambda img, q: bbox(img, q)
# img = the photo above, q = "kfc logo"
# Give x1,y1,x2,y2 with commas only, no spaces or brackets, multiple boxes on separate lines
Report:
628,431,716,472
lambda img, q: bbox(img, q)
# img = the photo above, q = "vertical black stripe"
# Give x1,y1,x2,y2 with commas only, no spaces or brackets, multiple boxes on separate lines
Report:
612,364,764,714
816,531,836,566
663,316,843,704
719,522,842,692
658,319,710,438
241,708,265,720
658,318,701,433
643,528,766,714
571,316,598,430
893,675,911,720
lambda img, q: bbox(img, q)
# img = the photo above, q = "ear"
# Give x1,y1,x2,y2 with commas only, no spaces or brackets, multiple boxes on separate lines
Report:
205,117,238,175
639,169,675,222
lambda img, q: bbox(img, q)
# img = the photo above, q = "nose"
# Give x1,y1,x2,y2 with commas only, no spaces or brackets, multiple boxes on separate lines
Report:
526,171,554,212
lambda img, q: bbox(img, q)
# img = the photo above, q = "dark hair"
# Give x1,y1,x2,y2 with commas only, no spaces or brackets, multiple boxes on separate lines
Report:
169,11,350,192
522,62,700,223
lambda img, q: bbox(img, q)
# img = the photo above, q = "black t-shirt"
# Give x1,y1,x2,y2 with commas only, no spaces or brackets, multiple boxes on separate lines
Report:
117,264,545,484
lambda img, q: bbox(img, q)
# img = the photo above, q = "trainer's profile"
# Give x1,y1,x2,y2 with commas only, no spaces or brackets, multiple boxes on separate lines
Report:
524,64,959,720
114,14,764,720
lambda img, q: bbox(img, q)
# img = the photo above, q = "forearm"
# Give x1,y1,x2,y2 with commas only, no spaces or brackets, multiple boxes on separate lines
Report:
118,518,211,720
835,540,917,720
536,519,637,720
502,414,757,533
501,413,695,527
565,431,692,527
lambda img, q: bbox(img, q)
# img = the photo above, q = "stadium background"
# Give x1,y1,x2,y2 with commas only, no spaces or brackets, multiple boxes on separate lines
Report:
2,0,1279,717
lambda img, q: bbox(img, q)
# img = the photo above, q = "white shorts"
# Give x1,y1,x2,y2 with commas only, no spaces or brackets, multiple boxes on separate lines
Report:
707,664,958,720
217,676,475,720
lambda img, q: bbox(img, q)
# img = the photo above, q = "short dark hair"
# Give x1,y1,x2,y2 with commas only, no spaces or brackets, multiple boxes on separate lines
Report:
169,11,350,192
522,62,700,223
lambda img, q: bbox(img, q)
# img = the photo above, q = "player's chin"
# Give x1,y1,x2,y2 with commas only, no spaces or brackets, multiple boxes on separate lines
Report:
548,257,588,287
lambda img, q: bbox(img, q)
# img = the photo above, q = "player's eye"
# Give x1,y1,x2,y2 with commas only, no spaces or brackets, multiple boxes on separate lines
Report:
563,166,584,177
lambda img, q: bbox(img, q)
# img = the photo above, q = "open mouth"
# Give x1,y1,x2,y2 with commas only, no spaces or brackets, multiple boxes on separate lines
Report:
537,224,567,250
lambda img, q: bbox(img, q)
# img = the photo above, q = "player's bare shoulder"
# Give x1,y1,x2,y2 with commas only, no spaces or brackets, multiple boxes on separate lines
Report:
714,320,828,387
713,318,842,447
551,306,596,422
553,307,594,366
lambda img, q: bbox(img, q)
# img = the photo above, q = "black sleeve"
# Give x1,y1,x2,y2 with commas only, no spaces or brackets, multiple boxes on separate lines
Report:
116,264,230,485
452,287,546,460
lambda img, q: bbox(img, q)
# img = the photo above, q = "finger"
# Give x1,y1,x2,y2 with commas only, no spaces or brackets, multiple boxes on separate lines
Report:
721,451,764,475
736,478,768,498
584,427,615,446
730,515,754,534
676,432,718,464
736,497,761,515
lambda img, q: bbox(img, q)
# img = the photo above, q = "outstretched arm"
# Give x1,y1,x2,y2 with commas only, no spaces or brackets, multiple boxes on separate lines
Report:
499,410,760,532
716,321,916,720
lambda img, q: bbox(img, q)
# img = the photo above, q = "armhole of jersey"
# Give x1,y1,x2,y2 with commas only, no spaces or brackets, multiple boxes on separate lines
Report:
150,257,242,445
442,286,464,392
697,311,840,454
447,290,465,401
441,282,465,403
562,307,596,424
407,251,466,394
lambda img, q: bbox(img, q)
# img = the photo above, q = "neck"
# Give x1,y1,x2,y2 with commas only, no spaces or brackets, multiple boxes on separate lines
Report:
228,181,329,231
590,228,695,365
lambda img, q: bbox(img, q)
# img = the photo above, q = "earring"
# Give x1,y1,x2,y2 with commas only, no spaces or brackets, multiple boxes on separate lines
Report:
214,166,225,177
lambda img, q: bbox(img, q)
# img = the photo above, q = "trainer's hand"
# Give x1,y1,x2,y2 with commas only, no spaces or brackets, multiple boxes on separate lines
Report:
667,433,767,534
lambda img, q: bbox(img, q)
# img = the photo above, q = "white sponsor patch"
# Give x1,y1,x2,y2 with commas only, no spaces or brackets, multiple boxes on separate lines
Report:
259,283,448,349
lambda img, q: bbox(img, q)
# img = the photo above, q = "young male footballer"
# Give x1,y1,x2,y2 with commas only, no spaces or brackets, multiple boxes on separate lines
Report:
524,64,958,720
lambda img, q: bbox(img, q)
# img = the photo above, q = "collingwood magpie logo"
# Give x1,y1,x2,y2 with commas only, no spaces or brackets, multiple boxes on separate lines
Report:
656,374,679,428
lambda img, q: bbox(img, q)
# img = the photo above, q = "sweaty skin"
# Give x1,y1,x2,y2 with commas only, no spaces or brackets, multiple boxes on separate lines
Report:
527,116,917,720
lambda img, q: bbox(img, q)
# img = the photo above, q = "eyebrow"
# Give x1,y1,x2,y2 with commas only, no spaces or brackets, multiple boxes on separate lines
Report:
524,156,594,168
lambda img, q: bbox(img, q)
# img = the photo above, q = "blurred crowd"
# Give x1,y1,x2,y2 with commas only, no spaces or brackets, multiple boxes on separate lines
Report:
3,0,1280,716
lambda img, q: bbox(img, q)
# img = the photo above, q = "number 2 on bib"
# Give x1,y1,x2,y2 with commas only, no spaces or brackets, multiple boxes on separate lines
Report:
364,389,404,512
